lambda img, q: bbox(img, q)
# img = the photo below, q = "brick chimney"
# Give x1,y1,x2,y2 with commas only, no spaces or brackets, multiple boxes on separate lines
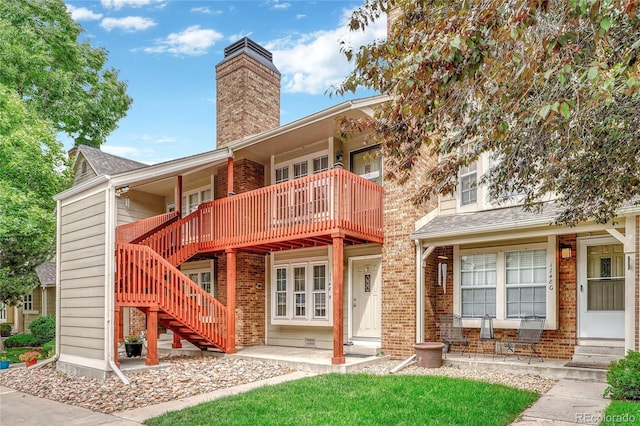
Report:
215,37,281,148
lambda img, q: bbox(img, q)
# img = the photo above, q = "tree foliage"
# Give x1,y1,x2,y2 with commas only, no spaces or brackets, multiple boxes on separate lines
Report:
0,0,132,147
337,0,640,225
0,84,70,306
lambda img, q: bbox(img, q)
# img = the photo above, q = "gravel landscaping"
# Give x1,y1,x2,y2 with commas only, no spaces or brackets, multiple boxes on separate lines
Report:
0,355,556,414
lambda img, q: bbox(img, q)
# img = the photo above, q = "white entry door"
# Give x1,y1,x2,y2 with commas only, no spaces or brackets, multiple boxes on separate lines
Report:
350,257,382,338
578,238,625,339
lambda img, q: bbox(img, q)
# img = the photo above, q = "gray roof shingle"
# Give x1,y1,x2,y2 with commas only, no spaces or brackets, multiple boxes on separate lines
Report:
77,145,147,176
36,261,56,287
411,203,562,241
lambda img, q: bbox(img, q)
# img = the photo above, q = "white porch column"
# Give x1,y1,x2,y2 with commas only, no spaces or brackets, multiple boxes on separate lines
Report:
608,216,636,353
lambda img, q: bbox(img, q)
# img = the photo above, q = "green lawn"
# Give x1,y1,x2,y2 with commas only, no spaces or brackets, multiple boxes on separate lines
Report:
145,374,539,426
1,347,33,363
601,400,640,425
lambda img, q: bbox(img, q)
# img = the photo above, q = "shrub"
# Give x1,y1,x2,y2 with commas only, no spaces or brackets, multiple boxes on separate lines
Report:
605,351,640,400
42,339,55,358
4,333,38,348
0,323,11,337
29,315,55,345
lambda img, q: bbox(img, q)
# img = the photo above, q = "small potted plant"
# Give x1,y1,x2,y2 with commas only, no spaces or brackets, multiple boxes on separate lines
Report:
19,350,40,367
0,353,9,369
123,335,143,358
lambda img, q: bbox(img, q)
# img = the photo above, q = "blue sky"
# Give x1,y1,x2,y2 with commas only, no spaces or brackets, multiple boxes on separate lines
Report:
64,0,387,164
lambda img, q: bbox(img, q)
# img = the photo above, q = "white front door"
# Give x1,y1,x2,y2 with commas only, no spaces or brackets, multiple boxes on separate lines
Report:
578,238,625,339
350,257,382,338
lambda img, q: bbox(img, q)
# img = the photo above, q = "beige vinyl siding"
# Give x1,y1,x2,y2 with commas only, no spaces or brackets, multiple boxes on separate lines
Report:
59,191,107,361
116,189,165,225
44,287,56,317
440,194,457,215
72,155,98,186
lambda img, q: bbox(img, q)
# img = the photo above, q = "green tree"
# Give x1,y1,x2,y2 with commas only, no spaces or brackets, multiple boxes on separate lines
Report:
337,0,640,225
0,84,70,307
0,0,132,147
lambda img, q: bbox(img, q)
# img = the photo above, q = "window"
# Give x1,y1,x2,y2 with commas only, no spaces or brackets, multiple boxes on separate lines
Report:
275,268,287,317
459,143,478,206
455,241,555,328
294,266,306,317
313,156,329,173
0,303,6,320
460,254,497,317
350,145,381,184
275,167,289,184
506,249,547,318
272,260,330,324
312,264,327,318
23,294,33,311
293,161,308,179
180,186,212,217
188,271,213,295
81,160,87,175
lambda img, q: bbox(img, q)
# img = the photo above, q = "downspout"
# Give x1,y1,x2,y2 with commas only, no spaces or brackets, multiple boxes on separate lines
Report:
106,180,130,385
32,200,62,369
415,240,424,344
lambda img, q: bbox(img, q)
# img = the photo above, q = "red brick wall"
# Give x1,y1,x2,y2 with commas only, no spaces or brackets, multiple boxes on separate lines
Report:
422,236,578,360
381,151,437,359
128,308,146,339
216,54,280,148
214,158,266,347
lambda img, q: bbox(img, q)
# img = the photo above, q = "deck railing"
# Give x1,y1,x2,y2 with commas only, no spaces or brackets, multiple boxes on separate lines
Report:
136,168,383,263
199,168,383,251
115,243,227,351
115,211,179,245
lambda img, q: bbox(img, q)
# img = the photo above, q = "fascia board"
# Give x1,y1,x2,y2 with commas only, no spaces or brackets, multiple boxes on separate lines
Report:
54,175,110,201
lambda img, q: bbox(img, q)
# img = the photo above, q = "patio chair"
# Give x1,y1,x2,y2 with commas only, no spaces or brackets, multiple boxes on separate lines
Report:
503,316,545,364
476,315,498,360
438,314,470,358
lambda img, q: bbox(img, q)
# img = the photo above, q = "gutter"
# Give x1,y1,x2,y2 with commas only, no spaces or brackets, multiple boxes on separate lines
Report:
30,200,63,370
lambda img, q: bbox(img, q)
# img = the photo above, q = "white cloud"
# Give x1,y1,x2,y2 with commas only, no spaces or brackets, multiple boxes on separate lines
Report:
143,25,223,56
266,8,387,95
66,5,103,21
295,14,306,20
140,135,176,144
228,31,253,43
270,0,291,10
191,7,222,15
101,16,157,32
101,0,165,10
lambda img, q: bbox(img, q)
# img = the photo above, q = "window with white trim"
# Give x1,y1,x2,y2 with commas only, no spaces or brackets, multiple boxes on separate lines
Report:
0,303,6,320
272,151,329,185
272,260,330,325
456,242,553,326
460,253,496,317
459,143,477,206
506,249,546,318
23,294,33,311
187,270,213,295
180,186,212,217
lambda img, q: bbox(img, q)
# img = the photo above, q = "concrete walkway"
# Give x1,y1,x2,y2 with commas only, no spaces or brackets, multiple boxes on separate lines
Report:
514,379,610,425
0,371,312,426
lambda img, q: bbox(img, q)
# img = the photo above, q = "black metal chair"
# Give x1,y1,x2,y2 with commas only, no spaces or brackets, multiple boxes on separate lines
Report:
439,314,470,358
476,315,498,360
503,316,545,364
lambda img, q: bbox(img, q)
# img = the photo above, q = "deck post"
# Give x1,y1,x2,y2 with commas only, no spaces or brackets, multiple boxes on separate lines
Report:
172,332,182,348
227,157,234,196
145,306,159,366
332,233,345,364
114,306,121,367
226,248,237,353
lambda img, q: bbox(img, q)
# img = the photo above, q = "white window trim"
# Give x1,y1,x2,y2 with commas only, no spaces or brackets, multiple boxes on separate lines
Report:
453,236,557,330
185,267,214,297
179,185,213,216
271,149,329,185
271,257,331,326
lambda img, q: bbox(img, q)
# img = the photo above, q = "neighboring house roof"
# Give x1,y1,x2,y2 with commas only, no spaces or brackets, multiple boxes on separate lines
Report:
36,261,56,287
77,144,147,176
411,202,563,242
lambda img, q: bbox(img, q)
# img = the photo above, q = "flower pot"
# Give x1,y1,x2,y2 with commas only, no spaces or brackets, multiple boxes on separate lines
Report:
125,342,143,358
0,360,9,369
414,342,445,368
25,359,37,368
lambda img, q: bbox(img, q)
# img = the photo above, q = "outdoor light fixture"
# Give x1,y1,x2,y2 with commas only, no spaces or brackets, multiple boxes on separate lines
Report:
115,186,130,197
560,244,572,259
334,150,344,169
437,255,448,293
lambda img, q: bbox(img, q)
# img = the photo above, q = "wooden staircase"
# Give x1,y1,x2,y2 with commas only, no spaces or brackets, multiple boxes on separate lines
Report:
115,242,228,353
